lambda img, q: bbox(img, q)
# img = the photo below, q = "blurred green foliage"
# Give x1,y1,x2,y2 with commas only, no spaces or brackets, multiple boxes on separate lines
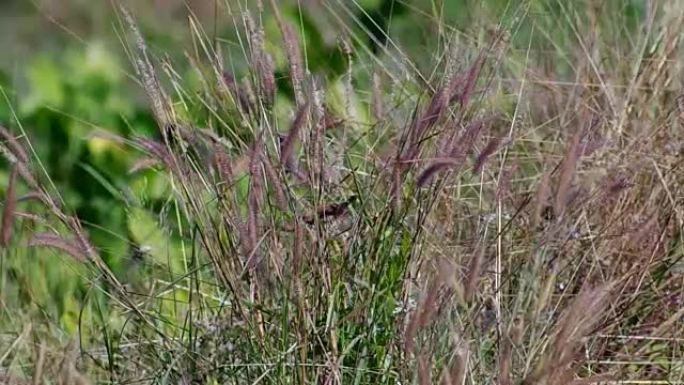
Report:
2,42,159,271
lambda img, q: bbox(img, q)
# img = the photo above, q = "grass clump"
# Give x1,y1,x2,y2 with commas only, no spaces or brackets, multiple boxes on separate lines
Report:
1,1,684,384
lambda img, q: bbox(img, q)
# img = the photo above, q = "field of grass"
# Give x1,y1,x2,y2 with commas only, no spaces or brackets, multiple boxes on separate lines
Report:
1,0,683,384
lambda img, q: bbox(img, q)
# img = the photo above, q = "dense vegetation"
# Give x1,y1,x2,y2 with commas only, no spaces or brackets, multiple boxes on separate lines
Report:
1,1,683,384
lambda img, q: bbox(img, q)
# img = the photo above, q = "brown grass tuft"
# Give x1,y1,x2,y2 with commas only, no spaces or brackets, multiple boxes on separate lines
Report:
1,166,18,247
554,131,582,217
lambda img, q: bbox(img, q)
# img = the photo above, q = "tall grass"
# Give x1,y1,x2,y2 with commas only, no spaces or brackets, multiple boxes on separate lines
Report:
1,0,684,384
